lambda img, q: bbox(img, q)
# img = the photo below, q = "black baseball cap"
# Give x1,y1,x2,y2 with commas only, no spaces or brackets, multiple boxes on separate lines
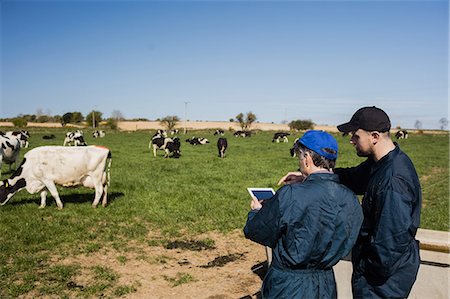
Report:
337,106,391,133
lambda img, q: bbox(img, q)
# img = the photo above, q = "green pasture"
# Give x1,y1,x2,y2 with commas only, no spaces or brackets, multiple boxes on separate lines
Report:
0,128,448,298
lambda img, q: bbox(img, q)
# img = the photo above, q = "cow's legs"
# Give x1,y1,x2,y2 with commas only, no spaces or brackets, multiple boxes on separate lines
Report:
92,182,103,208
43,180,64,209
101,183,108,207
39,190,48,208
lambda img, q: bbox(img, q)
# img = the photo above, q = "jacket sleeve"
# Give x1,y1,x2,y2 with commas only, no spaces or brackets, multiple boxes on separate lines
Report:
334,159,374,195
362,177,416,278
243,188,285,248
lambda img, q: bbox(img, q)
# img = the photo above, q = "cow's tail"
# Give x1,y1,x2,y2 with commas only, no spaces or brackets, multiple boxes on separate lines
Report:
106,151,112,187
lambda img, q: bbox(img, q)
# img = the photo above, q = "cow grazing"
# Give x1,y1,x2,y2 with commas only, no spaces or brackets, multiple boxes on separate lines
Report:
63,130,86,146
272,132,290,143
150,134,181,158
214,129,225,136
0,134,22,175
217,138,228,158
92,130,106,138
185,137,210,145
166,137,181,158
0,146,112,209
6,131,30,148
234,130,252,138
395,130,409,139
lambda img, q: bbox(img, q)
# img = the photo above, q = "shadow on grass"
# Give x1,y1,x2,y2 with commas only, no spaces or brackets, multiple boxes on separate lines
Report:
8,191,125,207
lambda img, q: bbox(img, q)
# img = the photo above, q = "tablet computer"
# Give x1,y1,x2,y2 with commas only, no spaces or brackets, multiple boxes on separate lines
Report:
247,187,275,201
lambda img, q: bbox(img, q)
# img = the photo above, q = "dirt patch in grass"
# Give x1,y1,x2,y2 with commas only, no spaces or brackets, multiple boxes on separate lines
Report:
41,230,265,299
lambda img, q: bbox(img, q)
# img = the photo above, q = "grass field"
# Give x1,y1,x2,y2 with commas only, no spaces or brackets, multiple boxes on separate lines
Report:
0,128,448,298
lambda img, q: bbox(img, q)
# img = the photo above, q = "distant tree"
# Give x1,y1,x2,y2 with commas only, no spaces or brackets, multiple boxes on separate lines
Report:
52,115,62,123
111,110,125,121
36,115,49,123
62,112,73,126
160,115,180,130
12,118,27,128
229,118,234,122
235,112,257,130
414,120,422,130
439,117,448,130
106,118,118,130
289,119,314,131
86,111,103,128
71,112,84,123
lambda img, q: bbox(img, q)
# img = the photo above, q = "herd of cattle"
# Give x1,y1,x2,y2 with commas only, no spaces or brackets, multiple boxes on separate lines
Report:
0,128,411,209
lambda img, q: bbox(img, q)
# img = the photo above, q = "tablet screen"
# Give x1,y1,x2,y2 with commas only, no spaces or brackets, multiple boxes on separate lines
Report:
247,188,275,200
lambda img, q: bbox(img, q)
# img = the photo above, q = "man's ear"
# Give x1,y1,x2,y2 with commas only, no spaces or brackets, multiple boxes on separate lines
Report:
371,131,381,145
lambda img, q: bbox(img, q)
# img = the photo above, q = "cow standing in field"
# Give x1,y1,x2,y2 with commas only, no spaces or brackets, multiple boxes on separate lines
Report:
217,138,228,158
272,132,290,143
0,146,112,209
63,130,86,146
150,133,181,158
395,130,409,139
6,130,30,148
0,132,22,176
170,129,179,135
92,130,106,138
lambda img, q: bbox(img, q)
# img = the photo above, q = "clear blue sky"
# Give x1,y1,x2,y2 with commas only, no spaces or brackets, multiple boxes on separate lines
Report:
1,0,448,129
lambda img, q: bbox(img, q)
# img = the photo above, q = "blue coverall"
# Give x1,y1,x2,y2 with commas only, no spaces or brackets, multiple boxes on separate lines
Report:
335,145,422,298
244,173,363,299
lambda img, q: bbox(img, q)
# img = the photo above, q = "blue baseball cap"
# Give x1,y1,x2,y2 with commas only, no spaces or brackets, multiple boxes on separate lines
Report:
297,130,338,161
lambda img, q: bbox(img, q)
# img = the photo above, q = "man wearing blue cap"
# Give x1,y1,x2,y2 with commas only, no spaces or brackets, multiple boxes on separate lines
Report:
244,130,363,299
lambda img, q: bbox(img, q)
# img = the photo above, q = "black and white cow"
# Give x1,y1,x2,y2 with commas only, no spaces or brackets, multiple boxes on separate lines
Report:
0,133,22,176
214,129,225,136
185,137,210,145
0,146,112,209
395,130,409,139
63,130,86,146
272,132,290,143
155,129,168,138
150,134,181,158
165,137,181,158
170,129,179,135
6,130,30,148
217,138,228,158
234,130,252,138
92,130,106,138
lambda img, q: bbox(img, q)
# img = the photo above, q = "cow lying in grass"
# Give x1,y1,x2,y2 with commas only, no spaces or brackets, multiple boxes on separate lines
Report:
0,146,112,209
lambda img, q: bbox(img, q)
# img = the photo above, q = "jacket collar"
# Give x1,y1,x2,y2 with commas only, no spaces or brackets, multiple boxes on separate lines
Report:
371,143,400,175
305,172,339,183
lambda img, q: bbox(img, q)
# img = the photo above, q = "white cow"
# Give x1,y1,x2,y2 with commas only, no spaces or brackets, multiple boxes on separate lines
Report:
0,146,111,209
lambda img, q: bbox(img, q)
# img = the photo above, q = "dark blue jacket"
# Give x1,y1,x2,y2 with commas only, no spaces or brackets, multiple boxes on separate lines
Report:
335,145,422,298
244,173,363,299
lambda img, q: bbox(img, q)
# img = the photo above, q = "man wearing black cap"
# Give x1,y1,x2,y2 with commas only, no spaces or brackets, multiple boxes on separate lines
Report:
335,106,422,298
245,130,363,298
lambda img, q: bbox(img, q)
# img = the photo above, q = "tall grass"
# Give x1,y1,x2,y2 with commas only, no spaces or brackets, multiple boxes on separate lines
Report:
0,128,448,297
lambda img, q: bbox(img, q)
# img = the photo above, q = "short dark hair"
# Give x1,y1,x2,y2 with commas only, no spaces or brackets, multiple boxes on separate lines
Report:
296,144,336,170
